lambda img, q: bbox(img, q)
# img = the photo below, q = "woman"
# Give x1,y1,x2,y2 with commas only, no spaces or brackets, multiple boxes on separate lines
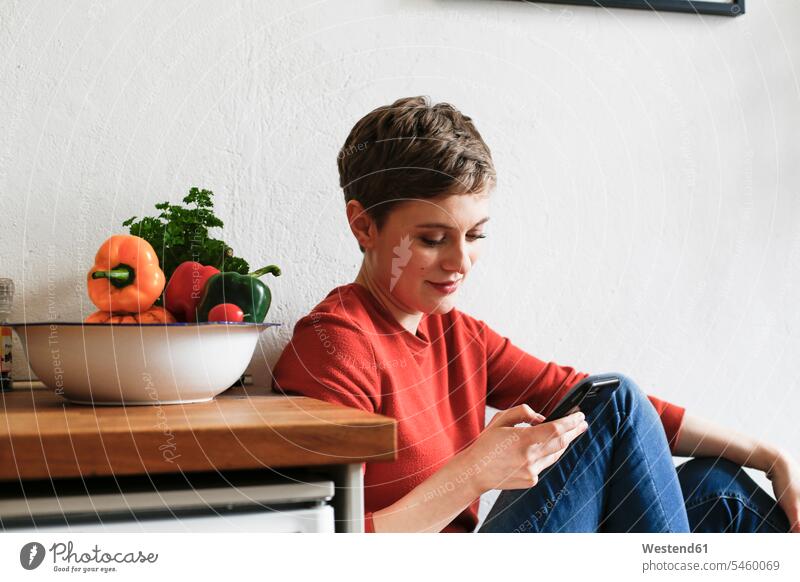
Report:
272,96,800,533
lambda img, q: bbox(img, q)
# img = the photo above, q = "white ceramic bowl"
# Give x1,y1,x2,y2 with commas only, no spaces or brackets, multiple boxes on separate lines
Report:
10,321,279,405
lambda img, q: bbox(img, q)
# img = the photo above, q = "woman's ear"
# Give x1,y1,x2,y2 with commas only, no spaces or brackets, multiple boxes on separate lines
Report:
346,199,375,251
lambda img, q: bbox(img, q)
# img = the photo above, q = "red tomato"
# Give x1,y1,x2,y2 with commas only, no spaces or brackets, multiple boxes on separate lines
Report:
207,303,245,323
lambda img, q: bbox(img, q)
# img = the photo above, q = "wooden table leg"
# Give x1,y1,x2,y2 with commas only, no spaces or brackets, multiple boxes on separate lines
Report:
330,463,364,533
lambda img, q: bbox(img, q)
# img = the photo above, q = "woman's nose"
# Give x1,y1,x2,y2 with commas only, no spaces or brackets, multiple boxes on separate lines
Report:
442,239,471,275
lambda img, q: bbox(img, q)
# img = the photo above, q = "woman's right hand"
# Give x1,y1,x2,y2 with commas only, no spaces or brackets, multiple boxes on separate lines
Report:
460,404,589,496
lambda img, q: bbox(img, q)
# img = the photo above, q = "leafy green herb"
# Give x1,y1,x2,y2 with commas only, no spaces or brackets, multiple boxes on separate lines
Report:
122,188,250,303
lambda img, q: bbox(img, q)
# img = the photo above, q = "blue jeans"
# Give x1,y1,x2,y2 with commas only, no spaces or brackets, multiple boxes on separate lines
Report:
477,373,791,533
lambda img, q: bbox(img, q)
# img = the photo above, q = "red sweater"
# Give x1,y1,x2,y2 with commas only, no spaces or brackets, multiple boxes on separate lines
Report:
271,283,685,533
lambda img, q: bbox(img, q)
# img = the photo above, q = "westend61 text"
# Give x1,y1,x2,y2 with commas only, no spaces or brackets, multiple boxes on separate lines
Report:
642,543,708,554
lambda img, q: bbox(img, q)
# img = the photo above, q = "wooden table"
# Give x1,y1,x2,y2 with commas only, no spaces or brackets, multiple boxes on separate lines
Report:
0,383,397,532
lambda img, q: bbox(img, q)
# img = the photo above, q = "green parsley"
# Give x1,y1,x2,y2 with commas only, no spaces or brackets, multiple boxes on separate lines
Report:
122,188,250,299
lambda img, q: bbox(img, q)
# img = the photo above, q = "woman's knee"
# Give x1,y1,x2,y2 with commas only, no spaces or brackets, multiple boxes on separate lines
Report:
677,457,754,502
676,456,791,532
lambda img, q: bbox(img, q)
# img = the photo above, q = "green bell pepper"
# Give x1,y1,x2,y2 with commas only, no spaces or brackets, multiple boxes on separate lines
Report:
196,265,281,323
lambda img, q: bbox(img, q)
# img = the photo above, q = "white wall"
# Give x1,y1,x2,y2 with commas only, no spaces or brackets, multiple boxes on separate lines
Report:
2,1,798,499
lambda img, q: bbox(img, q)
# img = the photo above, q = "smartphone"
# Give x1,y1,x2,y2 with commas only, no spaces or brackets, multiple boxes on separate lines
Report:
543,375,620,423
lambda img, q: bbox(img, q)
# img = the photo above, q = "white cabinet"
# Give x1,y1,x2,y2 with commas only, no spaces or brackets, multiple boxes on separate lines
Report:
14,506,335,533
0,471,336,533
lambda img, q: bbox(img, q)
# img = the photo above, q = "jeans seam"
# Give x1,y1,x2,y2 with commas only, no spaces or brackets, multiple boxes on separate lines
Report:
628,404,677,533
685,494,784,533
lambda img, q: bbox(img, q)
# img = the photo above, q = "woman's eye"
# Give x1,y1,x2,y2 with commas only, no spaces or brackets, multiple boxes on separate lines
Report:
419,234,487,247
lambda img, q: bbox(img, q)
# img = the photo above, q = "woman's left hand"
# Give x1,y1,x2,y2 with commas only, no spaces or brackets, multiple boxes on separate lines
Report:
767,451,800,532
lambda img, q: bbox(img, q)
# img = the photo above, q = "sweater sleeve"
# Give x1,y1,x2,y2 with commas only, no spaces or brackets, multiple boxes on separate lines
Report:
271,311,381,413
479,318,686,452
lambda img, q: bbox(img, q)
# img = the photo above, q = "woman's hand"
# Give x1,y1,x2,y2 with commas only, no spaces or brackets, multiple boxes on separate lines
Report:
459,404,588,497
767,451,800,532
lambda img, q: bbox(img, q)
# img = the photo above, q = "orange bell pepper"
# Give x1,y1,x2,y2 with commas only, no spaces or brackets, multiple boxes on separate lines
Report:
87,235,166,313
85,306,177,324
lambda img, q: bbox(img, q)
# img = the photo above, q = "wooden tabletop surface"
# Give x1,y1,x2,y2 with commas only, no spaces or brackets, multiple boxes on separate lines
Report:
0,384,397,481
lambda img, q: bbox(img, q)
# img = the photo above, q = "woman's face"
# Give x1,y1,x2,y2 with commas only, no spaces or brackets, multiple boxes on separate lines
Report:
354,191,490,317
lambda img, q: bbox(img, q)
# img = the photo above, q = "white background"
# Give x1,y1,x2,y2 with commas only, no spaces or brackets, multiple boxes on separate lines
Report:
1,1,798,513
1,533,799,580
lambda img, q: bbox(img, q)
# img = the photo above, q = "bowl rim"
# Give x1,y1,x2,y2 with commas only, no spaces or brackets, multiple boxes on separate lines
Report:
9,321,281,328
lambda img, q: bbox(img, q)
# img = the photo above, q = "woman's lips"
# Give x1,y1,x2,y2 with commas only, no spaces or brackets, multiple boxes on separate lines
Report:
426,280,460,294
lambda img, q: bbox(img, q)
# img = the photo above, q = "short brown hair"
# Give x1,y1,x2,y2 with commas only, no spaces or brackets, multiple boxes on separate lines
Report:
338,96,496,252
